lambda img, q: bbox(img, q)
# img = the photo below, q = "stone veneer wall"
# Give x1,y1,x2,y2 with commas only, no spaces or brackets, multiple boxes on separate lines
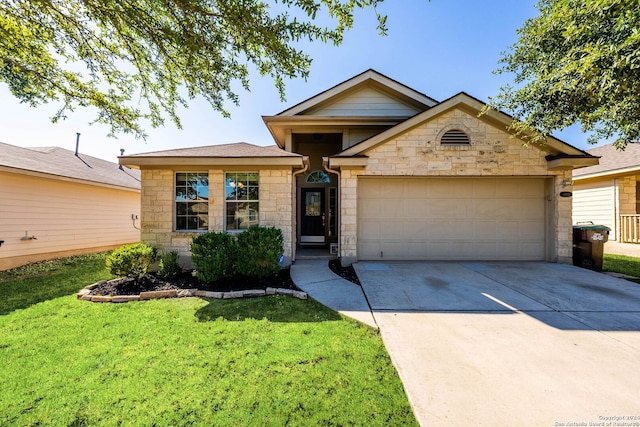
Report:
339,109,572,264
140,167,294,267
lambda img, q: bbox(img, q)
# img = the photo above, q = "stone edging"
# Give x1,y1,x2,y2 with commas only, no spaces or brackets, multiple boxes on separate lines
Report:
77,280,308,303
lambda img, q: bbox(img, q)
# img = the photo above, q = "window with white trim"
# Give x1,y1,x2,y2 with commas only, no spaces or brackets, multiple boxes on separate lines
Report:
225,172,259,231
175,172,209,231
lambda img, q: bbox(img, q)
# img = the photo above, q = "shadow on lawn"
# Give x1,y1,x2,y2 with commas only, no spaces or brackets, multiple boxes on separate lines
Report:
0,253,111,316
195,295,342,323
0,274,88,315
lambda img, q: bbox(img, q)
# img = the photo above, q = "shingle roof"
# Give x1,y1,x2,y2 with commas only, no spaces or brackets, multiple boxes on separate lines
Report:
0,141,140,190
573,142,640,177
123,142,301,158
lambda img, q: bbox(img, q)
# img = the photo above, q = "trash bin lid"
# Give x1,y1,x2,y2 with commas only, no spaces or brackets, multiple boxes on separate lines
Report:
572,224,611,231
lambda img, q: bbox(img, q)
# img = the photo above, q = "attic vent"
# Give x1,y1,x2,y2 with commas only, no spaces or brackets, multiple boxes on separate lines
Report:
441,129,470,145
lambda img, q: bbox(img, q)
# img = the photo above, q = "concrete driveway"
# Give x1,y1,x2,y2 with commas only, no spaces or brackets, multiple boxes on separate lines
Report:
353,261,640,426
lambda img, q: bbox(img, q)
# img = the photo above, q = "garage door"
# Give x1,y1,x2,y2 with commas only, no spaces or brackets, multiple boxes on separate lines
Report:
357,177,548,260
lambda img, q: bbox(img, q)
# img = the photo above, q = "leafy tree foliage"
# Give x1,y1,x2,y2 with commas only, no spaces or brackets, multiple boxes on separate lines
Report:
489,0,640,148
0,0,387,138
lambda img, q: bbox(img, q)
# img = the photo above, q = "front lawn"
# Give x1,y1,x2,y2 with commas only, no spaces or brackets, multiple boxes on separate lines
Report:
0,254,416,426
604,253,640,283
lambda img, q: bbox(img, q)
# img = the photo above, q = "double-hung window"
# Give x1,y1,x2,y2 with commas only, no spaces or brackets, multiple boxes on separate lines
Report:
175,172,209,231
225,172,259,231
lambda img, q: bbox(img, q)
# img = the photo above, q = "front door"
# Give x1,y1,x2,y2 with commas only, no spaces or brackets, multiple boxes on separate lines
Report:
300,188,326,245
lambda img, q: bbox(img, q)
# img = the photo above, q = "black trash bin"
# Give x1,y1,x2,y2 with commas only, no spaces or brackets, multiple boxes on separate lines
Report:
572,222,610,271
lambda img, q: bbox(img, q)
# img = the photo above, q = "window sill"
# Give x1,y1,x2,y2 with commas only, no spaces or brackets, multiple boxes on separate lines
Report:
437,144,473,151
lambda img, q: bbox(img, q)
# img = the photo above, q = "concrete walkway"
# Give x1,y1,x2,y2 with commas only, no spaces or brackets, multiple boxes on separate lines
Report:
290,259,377,328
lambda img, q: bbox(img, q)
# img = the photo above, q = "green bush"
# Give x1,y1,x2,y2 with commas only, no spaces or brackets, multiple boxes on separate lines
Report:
157,250,182,279
191,231,235,282
235,225,283,278
106,243,157,279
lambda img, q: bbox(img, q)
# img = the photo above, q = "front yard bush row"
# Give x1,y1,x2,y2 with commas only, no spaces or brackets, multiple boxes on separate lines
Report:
107,226,284,283
190,231,236,282
234,226,283,278
191,226,284,282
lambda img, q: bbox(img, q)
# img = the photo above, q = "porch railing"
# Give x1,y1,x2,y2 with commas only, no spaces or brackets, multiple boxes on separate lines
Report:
620,215,640,243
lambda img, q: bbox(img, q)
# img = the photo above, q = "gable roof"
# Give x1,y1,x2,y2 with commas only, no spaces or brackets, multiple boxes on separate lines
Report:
336,92,595,162
0,141,140,190
276,69,438,116
572,142,640,179
263,69,439,147
120,142,306,168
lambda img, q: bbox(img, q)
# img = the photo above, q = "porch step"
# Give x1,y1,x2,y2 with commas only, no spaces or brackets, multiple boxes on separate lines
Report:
296,254,337,260
296,248,337,260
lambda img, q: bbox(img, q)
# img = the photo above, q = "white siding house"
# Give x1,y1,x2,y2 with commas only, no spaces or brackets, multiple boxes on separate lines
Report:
572,143,640,242
0,142,141,270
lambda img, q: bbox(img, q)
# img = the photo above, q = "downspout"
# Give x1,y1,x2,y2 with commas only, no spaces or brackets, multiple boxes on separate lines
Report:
323,156,341,260
291,156,310,262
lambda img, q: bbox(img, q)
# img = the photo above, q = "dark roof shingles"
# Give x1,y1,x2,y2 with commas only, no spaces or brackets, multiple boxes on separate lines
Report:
0,142,140,189
125,142,301,158
573,143,640,177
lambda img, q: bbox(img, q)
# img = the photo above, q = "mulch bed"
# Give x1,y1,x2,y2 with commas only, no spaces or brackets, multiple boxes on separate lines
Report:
89,269,296,296
328,259,361,285
89,260,361,296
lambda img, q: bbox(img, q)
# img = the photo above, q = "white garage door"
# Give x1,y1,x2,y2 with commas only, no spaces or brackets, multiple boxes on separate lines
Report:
357,177,548,260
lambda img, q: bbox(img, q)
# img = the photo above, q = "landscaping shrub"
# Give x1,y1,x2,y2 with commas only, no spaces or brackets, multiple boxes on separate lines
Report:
106,243,157,279
157,250,182,279
235,225,283,278
191,231,235,282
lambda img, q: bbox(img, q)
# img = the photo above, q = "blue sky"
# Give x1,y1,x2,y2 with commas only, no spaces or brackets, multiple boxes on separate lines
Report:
0,0,600,162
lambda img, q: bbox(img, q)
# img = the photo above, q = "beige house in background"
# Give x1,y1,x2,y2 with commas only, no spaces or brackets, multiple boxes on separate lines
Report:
0,142,141,270
573,143,640,243
120,69,597,266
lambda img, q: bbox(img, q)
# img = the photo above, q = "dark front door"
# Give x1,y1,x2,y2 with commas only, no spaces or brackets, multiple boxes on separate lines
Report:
301,188,326,245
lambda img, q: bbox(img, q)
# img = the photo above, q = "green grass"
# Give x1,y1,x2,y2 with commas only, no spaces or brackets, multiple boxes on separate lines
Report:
604,253,640,282
0,252,114,315
0,254,417,426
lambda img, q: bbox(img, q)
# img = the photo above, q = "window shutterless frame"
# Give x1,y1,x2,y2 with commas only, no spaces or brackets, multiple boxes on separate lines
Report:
175,172,209,231
225,172,259,231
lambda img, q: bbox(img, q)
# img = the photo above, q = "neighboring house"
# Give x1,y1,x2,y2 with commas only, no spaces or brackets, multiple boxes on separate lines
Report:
573,142,640,243
0,142,141,270
120,69,597,266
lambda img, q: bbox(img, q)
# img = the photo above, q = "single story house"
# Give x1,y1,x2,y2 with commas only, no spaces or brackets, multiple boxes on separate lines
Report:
120,69,597,266
573,142,640,243
0,141,141,270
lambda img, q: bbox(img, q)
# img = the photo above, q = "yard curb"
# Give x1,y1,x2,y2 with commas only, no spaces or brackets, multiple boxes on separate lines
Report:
77,280,307,303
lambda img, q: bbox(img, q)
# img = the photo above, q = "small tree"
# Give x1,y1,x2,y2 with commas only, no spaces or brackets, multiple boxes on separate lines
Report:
190,231,236,283
235,226,284,278
106,243,157,279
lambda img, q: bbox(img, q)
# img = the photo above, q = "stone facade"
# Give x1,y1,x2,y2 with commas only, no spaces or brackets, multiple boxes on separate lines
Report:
338,109,572,264
140,167,294,267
